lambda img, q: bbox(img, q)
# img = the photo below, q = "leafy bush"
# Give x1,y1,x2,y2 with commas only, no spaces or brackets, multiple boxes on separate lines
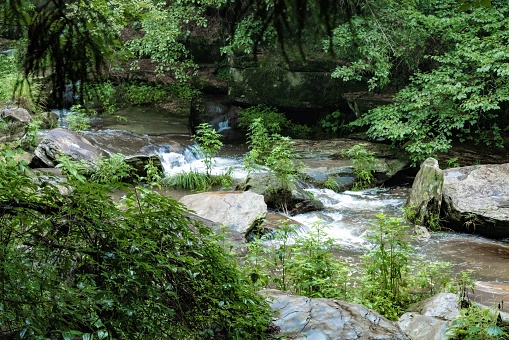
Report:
446,304,509,340
121,83,169,106
344,143,377,190
0,148,272,339
239,105,290,134
0,54,45,113
91,153,134,184
244,118,300,187
82,81,117,114
343,1,509,164
66,104,96,131
355,213,413,320
193,123,223,176
239,104,310,138
320,110,348,135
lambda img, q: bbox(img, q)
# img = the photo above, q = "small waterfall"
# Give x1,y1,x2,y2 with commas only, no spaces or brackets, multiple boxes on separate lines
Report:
157,145,202,175
217,118,230,132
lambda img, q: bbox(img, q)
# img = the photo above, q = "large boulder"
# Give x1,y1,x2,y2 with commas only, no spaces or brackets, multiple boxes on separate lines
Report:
442,163,509,238
406,158,444,226
0,107,32,143
397,293,460,340
236,173,324,215
179,191,267,236
31,128,102,168
259,289,409,339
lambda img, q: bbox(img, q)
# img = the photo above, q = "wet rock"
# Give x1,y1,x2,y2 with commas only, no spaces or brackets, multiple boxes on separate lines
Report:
236,173,323,215
124,154,163,179
293,139,409,190
397,312,449,340
179,191,267,236
413,225,431,239
397,293,460,340
442,163,509,239
31,128,102,168
0,107,32,143
408,293,460,321
184,213,248,255
406,158,443,226
259,289,409,340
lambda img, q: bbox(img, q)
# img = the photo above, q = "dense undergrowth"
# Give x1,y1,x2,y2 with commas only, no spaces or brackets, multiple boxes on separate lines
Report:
0,146,272,339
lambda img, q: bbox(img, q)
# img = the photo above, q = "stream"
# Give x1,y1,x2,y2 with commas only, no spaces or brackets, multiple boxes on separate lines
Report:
155,143,509,283
53,109,509,306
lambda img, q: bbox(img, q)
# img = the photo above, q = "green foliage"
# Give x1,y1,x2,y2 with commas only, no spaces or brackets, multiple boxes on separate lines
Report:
239,105,290,134
0,146,271,339
349,1,509,164
121,83,169,106
357,213,412,320
244,118,300,187
411,260,453,297
287,223,349,299
403,205,418,224
323,176,343,192
239,104,309,138
320,110,348,135
82,81,117,114
91,154,134,185
166,169,211,192
143,158,163,189
446,305,509,340
327,1,429,91
220,14,277,56
0,54,45,113
193,123,223,176
165,168,233,192
244,222,348,299
66,104,97,131
446,157,460,168
344,143,377,190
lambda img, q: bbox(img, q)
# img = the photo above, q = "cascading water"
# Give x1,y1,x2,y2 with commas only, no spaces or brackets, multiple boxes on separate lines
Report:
154,148,509,283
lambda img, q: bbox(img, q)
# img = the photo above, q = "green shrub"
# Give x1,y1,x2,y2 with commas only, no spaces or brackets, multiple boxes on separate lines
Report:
82,81,117,113
91,153,134,184
193,123,223,176
446,304,509,340
344,143,377,190
0,147,271,339
356,213,412,320
121,83,168,106
244,118,300,187
66,104,96,131
320,110,348,135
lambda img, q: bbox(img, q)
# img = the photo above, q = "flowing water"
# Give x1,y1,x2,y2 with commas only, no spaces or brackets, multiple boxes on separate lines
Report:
146,140,509,284
50,107,509,300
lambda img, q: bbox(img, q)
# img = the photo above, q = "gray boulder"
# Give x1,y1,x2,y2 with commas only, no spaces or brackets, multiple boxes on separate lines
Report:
259,289,409,340
31,128,102,168
179,191,267,235
236,173,323,215
0,107,32,143
406,158,443,226
442,163,509,238
408,293,460,321
397,313,449,340
397,293,460,340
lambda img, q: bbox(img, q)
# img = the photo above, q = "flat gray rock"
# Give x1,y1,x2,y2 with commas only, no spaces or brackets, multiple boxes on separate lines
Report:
260,289,409,340
179,191,267,235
